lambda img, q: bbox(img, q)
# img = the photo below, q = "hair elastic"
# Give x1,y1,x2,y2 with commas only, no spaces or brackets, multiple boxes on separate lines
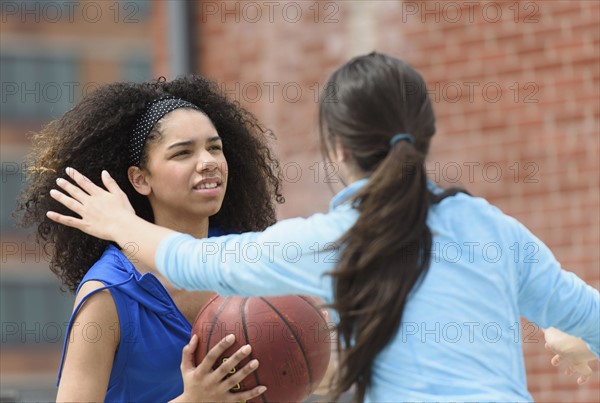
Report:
390,133,414,147
129,95,201,166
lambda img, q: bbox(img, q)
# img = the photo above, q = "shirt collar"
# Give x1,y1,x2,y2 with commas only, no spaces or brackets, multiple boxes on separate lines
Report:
427,178,443,195
329,177,442,211
329,178,369,210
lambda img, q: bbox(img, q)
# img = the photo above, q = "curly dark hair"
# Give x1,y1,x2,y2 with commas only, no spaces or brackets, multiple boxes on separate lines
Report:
16,76,284,293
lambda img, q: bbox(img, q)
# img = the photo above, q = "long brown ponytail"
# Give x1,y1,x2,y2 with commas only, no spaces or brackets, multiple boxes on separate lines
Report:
320,52,436,401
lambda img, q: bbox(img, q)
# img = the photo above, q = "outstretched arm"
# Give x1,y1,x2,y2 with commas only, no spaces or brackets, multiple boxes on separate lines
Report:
516,221,600,358
48,168,334,299
48,168,172,272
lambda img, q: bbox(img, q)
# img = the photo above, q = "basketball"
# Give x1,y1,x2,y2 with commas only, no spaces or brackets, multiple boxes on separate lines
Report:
192,294,332,402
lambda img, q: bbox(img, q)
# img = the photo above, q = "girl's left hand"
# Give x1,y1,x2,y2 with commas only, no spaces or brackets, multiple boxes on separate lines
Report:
544,327,597,385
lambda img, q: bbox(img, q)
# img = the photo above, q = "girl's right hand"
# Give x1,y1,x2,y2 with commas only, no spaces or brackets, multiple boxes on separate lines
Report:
171,334,267,402
48,168,135,242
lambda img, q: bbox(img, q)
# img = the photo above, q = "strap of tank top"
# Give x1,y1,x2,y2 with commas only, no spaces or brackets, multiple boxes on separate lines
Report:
56,273,135,386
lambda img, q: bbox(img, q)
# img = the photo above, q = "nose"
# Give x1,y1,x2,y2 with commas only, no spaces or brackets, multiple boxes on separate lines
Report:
195,150,219,173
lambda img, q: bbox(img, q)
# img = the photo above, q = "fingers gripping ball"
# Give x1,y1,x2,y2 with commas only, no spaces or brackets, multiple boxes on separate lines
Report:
193,295,331,402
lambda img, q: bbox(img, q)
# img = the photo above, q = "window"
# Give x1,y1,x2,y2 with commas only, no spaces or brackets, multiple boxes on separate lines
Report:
123,55,153,83
0,53,80,121
0,158,27,233
122,0,151,19
1,276,74,348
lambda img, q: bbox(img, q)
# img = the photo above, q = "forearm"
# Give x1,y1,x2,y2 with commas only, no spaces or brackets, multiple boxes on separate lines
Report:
545,327,598,360
518,227,600,357
157,228,331,297
550,276,600,357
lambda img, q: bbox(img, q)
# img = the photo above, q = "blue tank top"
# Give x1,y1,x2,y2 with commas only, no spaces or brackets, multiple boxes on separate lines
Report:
57,244,192,402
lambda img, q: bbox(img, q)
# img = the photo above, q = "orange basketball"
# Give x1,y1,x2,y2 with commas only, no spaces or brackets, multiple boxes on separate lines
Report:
192,294,332,402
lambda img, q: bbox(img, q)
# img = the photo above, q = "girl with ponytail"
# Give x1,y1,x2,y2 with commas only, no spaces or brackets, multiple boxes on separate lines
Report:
47,52,599,401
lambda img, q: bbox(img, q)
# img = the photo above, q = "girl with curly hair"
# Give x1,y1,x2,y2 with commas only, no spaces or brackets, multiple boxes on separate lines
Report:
17,76,283,402
47,52,599,402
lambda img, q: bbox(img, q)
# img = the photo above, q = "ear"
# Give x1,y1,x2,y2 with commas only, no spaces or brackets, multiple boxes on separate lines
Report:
334,137,349,163
127,166,151,196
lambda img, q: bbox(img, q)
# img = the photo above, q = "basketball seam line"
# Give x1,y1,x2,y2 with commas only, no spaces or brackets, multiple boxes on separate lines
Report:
205,296,232,356
297,296,328,327
242,297,267,403
259,297,313,394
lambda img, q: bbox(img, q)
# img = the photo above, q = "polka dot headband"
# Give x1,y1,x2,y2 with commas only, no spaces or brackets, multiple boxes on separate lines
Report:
129,95,201,166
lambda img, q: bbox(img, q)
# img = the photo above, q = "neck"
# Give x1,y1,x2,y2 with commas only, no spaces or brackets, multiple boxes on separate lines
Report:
336,159,368,186
342,169,369,186
127,213,209,274
154,215,209,240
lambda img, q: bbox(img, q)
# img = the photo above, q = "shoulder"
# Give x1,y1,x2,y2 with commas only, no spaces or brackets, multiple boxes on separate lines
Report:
80,245,136,286
58,280,119,401
429,192,527,240
432,192,505,219
72,280,120,341
72,246,138,341
71,248,128,342
75,280,118,308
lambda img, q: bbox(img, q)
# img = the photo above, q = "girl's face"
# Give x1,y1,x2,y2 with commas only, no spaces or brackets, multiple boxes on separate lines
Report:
134,108,228,224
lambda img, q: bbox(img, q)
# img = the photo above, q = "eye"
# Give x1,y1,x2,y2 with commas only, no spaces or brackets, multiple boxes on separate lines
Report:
171,150,190,158
208,145,223,152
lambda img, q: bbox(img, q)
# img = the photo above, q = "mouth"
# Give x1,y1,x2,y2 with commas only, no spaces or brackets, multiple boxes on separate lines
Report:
192,178,223,191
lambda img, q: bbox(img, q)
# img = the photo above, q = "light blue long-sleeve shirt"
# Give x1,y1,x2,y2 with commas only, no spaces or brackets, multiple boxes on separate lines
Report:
157,179,600,402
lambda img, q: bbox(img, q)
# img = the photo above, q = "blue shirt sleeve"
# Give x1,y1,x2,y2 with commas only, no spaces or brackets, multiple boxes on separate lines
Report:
515,221,600,357
156,209,356,303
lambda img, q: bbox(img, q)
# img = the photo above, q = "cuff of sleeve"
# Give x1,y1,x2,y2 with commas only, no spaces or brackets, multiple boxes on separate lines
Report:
585,342,600,360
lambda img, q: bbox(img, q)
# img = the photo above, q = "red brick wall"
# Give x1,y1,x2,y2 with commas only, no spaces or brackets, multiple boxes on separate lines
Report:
187,1,599,400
